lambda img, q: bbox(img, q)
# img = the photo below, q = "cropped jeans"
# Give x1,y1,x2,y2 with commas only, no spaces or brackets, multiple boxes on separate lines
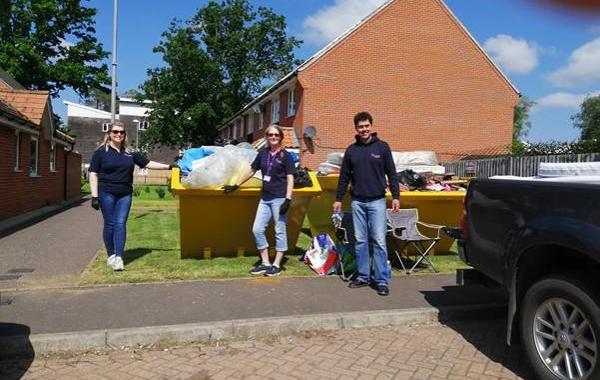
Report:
99,191,132,258
252,198,288,252
351,197,391,286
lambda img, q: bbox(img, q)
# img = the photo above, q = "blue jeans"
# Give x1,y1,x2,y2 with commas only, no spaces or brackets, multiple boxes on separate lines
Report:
351,197,391,286
252,198,288,252
99,192,132,258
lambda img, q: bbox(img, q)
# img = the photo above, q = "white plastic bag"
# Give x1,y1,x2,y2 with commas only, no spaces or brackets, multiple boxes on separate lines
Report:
182,145,258,188
326,152,344,165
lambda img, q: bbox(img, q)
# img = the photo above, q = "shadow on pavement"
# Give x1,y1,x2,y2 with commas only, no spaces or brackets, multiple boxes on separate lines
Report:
422,286,533,379
0,323,34,380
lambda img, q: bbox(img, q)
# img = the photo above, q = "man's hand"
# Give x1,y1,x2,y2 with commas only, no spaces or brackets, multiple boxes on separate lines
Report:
391,199,401,211
280,198,291,215
333,201,342,213
91,197,100,210
222,184,239,194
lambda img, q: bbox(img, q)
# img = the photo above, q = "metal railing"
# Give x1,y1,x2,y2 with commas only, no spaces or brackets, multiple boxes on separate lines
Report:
443,153,600,178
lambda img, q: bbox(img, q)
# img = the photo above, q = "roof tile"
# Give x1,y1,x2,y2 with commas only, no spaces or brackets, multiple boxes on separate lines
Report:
0,89,49,126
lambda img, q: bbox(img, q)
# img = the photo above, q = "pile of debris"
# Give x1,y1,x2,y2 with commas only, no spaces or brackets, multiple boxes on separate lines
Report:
317,150,468,192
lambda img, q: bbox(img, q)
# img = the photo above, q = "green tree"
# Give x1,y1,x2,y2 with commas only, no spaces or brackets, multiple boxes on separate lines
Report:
511,95,536,154
0,0,109,98
572,95,600,146
83,87,112,112
141,0,301,147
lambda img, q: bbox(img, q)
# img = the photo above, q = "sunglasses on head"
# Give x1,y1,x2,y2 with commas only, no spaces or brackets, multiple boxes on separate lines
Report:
267,133,280,137
110,130,126,135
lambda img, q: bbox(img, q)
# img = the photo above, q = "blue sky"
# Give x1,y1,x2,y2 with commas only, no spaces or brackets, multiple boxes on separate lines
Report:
55,0,600,143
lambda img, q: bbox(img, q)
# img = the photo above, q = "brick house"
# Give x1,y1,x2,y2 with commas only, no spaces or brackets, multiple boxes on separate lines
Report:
65,98,180,184
0,70,81,221
219,0,519,169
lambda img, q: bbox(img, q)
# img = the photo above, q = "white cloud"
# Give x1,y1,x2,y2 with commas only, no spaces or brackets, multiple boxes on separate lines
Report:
483,34,539,74
534,91,600,111
548,37,600,88
300,0,387,47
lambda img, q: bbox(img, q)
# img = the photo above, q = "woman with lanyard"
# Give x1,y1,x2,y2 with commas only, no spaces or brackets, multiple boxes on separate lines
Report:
223,124,296,276
88,122,177,271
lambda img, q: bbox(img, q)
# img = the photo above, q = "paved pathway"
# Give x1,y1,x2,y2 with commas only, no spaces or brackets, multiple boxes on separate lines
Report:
0,200,102,290
0,275,506,336
0,319,532,380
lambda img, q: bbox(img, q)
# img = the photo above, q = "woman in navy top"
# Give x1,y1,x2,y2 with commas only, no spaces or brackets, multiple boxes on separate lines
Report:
88,122,175,271
223,125,296,276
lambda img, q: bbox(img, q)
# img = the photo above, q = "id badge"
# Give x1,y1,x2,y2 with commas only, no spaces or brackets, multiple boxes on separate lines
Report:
264,175,271,182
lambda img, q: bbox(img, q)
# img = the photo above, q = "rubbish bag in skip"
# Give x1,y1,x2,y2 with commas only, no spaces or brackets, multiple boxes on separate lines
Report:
183,145,258,188
178,147,206,174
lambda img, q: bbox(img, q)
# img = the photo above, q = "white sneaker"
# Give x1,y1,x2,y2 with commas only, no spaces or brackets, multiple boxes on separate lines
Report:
107,255,116,268
113,256,124,271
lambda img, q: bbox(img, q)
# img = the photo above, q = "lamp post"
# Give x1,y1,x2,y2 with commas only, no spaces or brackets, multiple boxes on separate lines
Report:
110,0,118,123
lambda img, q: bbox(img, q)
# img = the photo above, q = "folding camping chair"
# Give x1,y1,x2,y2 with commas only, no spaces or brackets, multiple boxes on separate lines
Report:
386,208,444,274
332,212,357,281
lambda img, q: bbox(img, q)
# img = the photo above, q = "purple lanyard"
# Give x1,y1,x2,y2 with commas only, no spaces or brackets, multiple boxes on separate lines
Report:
266,151,279,176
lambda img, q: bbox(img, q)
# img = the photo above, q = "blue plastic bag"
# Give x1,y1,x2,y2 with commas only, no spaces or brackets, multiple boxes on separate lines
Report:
178,148,206,174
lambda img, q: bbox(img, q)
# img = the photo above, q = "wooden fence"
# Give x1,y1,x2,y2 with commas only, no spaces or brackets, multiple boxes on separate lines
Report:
443,153,600,178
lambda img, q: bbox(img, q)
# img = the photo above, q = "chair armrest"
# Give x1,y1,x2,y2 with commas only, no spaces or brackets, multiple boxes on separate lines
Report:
417,222,444,239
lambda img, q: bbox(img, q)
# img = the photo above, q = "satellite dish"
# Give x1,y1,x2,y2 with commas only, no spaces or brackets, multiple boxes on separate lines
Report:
303,126,317,139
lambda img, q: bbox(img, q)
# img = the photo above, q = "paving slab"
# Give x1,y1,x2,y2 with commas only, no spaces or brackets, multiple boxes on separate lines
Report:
0,320,532,380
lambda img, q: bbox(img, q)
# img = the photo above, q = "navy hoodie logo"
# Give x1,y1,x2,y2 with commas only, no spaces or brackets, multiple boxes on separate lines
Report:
371,153,381,159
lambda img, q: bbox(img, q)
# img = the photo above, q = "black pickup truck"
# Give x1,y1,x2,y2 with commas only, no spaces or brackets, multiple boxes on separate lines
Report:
457,177,600,380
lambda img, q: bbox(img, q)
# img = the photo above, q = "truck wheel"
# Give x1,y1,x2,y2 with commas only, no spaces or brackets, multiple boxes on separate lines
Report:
520,276,600,380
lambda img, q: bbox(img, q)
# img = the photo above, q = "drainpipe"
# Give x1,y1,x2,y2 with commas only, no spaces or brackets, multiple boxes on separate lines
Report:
63,143,75,201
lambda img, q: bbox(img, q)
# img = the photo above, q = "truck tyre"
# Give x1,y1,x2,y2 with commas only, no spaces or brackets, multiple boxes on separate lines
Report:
520,275,600,380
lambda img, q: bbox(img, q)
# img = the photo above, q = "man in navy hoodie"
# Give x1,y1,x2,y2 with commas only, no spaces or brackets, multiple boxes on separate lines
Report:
333,112,400,296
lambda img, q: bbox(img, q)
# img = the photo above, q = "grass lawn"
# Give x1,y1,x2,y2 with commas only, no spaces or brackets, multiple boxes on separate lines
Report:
80,200,468,285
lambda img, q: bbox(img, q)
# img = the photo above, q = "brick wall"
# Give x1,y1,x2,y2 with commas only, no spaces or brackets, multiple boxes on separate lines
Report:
66,151,82,199
297,0,519,169
0,125,81,221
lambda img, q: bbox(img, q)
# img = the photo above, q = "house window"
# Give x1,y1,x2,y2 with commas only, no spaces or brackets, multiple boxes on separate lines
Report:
29,136,38,176
50,143,56,172
138,121,149,131
271,98,280,123
101,122,110,132
14,131,20,170
287,89,296,117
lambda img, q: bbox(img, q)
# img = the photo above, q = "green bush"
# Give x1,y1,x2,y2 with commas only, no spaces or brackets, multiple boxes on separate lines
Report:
155,186,166,199
144,186,150,193
133,186,142,197
81,177,91,194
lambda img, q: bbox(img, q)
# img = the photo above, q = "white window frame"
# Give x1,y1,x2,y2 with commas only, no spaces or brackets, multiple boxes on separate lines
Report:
232,123,238,139
50,143,56,172
271,98,280,123
101,122,110,132
287,89,296,117
247,114,254,134
138,121,149,131
29,136,39,177
14,131,20,171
